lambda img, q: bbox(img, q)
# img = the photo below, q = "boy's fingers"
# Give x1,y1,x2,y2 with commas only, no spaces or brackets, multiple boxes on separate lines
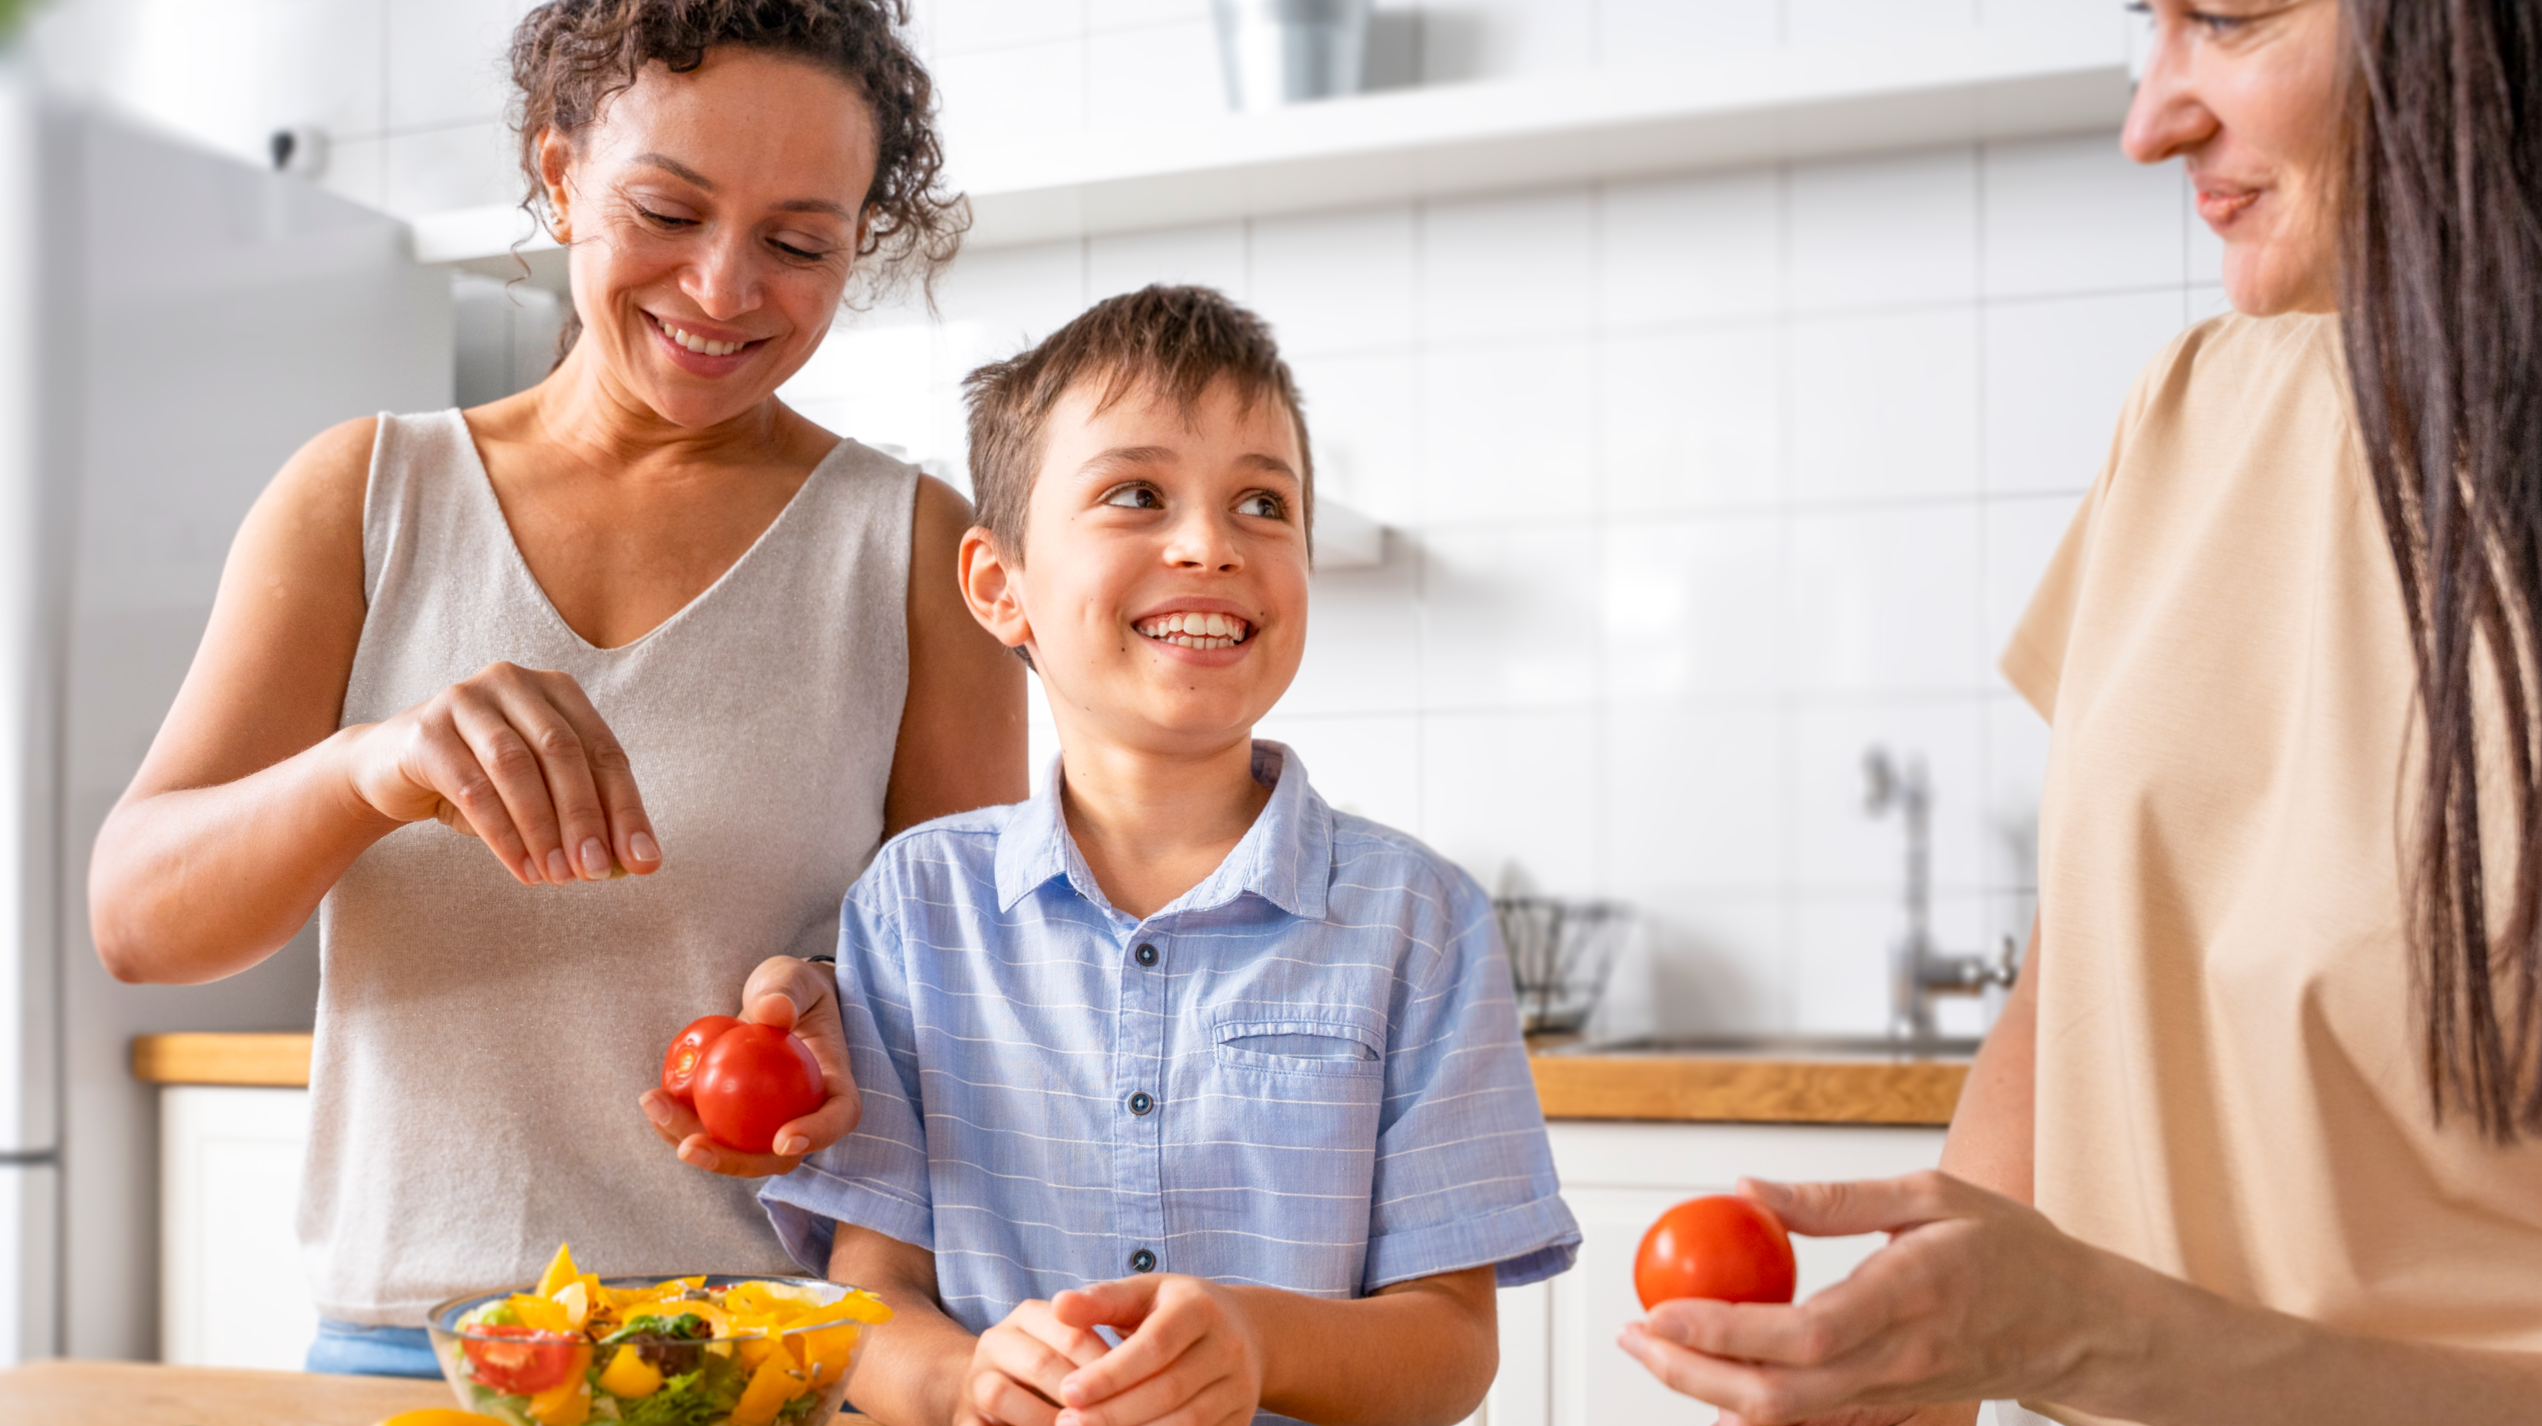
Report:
1059,1292,1210,1406
1051,1278,1158,1332
1053,1363,1231,1426
744,989,801,1031
1008,1304,1111,1369
969,1366,1062,1426
979,1326,1081,1411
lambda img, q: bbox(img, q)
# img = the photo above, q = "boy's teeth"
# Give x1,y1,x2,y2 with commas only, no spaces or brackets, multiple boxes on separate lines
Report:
654,316,746,357
1135,611,1252,648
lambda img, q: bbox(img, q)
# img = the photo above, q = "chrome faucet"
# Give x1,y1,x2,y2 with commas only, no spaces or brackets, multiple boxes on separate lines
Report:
1862,747,2019,1042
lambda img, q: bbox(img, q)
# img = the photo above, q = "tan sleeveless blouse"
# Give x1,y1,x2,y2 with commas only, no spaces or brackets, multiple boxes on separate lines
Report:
301,410,915,1325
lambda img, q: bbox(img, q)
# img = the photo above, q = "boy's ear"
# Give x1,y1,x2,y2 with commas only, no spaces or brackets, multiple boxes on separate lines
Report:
957,525,1034,657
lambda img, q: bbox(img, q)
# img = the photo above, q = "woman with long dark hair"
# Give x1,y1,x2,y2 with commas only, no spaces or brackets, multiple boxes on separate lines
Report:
1623,2,2542,1422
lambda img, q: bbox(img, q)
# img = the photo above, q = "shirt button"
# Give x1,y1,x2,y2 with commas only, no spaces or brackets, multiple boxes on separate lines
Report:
1127,1091,1155,1115
1134,943,1159,967
1130,1248,1156,1273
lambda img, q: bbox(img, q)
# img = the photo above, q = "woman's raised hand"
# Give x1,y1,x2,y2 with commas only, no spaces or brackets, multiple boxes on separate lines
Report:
641,955,861,1178
341,660,662,885
1619,1173,2136,1426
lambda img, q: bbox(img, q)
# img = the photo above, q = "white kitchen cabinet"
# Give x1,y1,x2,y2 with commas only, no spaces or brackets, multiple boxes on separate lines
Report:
1480,1120,1948,1426
159,1085,316,1370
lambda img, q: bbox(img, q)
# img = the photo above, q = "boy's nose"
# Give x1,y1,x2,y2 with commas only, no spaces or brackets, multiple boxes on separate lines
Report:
1164,516,1242,571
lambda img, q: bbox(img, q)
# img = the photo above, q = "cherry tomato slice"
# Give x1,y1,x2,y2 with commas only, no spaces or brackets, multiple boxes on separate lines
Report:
462,1323,582,1395
692,1022,825,1155
661,1015,741,1104
1633,1194,1797,1309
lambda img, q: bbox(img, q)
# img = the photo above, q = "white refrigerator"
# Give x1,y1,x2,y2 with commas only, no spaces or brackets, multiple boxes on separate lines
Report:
0,67,453,1361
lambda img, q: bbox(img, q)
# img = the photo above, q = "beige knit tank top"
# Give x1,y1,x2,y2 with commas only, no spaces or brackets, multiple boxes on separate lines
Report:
302,410,914,1325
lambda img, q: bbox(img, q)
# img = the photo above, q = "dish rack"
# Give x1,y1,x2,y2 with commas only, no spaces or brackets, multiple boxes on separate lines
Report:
1494,896,1634,1037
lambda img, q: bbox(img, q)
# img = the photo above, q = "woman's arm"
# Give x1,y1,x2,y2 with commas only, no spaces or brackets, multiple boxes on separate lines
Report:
90,418,662,983
1629,1167,2542,1425
882,477,1027,836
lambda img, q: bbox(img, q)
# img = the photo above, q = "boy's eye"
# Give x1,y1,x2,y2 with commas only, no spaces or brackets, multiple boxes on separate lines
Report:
1236,492,1286,519
1101,485,1163,510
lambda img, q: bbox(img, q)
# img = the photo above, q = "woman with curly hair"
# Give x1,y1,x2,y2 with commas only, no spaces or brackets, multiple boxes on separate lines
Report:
87,0,1017,1376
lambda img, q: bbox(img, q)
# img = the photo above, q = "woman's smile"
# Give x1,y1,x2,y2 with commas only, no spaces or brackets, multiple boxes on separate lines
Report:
643,310,767,374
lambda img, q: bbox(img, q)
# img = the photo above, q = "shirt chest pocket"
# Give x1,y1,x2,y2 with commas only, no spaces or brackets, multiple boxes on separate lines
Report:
1209,1010,1386,1081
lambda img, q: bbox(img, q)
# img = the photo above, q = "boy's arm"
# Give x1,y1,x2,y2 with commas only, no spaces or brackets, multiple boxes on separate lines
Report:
1049,1265,1498,1426
831,1222,1110,1426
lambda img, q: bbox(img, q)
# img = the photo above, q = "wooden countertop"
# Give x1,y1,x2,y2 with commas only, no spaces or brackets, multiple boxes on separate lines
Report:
136,1031,1967,1126
0,1360,875,1425
0,1359,457,1425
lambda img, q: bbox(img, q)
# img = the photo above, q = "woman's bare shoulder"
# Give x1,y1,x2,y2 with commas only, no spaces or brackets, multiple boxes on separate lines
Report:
255,415,379,550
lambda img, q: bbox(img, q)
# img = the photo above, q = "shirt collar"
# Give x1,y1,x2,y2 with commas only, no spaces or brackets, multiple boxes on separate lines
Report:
992,740,1332,922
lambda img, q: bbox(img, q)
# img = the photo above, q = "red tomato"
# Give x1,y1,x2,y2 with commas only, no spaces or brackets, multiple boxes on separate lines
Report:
462,1324,581,1395
692,1022,825,1154
661,1014,741,1104
1633,1194,1797,1309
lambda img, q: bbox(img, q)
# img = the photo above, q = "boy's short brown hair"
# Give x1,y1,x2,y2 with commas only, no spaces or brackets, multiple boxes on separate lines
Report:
963,284,1313,561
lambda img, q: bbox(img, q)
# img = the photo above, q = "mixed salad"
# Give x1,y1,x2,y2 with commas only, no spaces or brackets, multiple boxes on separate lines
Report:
437,1244,890,1426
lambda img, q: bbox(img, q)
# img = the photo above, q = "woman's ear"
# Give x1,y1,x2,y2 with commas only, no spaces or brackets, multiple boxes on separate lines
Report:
957,526,1033,657
537,127,576,242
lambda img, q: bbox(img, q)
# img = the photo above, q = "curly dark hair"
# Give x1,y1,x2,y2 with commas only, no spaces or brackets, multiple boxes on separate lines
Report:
508,0,966,316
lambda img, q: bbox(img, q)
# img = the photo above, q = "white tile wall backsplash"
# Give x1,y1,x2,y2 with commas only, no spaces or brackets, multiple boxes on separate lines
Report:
1596,0,1782,64
1789,148,1979,312
1984,290,2188,493
1982,133,2187,297
28,0,2207,1036
1602,325,1782,515
1787,308,1981,503
1418,335,1596,524
384,0,524,134
1600,169,1782,328
1085,18,1224,130
1250,205,1420,355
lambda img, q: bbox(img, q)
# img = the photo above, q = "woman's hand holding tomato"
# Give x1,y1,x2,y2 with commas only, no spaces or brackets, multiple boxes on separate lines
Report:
640,955,859,1177
1620,1173,2154,1426
339,660,663,887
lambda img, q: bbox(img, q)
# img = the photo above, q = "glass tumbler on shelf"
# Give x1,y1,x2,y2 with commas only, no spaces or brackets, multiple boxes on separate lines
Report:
1494,896,1634,1039
1211,0,1372,111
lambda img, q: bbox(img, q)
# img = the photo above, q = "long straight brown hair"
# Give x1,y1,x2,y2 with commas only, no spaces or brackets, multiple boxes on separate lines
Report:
2341,0,2542,1140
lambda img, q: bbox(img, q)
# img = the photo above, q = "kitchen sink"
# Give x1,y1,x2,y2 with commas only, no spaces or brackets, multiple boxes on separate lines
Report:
1546,1032,1982,1061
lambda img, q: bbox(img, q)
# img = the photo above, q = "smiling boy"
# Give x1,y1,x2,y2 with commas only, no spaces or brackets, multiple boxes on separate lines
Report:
758,286,1578,1426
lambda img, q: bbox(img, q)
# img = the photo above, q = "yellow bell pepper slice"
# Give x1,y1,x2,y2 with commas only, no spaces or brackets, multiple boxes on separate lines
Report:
796,1322,861,1388
729,1351,811,1426
375,1412,508,1426
552,1280,590,1331
596,1344,663,1400
525,1343,593,1426
534,1244,580,1299
506,1294,572,1335
733,1334,778,1374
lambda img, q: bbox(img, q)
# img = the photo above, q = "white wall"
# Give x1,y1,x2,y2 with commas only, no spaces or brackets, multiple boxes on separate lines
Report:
22,0,2198,1043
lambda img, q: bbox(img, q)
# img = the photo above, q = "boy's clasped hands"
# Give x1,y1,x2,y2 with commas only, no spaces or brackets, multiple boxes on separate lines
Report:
966,1276,1263,1426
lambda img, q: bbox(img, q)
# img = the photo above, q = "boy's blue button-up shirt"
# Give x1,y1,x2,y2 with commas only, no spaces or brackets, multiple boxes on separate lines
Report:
762,742,1579,1331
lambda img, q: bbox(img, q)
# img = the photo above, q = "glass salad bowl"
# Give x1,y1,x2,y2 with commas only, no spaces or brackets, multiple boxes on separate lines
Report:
426,1250,887,1426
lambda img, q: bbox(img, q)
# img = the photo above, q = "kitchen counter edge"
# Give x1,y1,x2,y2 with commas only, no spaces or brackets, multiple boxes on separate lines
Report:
133,1032,1967,1126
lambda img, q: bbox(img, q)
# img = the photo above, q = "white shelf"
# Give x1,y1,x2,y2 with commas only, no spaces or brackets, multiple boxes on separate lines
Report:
415,28,2129,273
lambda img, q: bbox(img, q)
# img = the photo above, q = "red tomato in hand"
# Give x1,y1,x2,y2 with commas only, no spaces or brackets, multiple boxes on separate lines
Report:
661,1014,741,1103
692,1022,825,1155
462,1324,581,1394
1633,1194,1797,1309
